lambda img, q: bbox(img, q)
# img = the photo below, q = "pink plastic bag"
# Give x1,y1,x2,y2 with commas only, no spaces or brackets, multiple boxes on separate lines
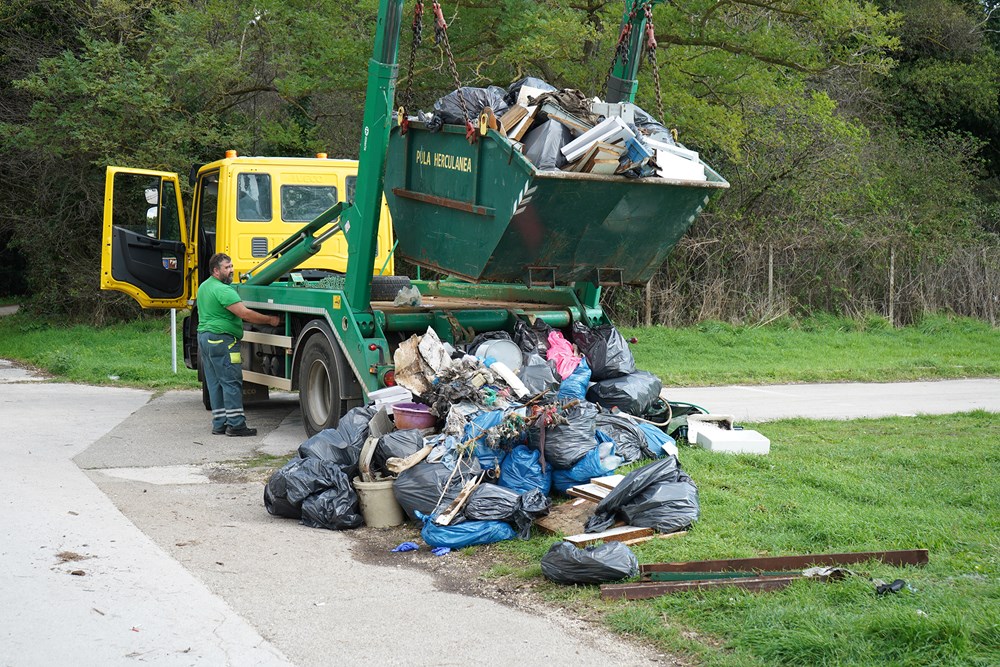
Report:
546,330,582,379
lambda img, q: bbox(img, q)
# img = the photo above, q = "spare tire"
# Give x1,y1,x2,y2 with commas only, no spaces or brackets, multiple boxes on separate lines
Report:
370,275,412,301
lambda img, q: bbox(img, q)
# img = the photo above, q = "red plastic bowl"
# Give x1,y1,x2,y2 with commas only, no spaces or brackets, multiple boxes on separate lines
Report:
392,402,436,430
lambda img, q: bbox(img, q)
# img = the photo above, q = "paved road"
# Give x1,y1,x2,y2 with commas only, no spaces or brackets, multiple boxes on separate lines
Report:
2,359,998,666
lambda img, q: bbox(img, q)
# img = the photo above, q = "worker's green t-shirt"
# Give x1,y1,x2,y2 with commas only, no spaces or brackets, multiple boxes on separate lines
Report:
196,277,243,339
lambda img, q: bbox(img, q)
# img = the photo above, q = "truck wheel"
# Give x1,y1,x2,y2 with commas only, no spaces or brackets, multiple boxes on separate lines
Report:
298,334,346,436
370,275,412,302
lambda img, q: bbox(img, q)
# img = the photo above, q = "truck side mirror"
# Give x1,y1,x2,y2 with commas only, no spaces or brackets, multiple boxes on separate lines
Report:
188,164,203,187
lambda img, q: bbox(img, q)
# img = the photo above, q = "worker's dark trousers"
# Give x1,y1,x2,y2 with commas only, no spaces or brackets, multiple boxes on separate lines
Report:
198,332,247,431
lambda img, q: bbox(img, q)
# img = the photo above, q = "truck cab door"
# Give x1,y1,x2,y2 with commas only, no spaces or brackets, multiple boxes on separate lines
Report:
101,167,191,308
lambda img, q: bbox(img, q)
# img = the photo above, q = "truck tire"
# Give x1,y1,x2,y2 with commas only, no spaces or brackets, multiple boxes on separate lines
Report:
370,275,412,302
298,333,348,436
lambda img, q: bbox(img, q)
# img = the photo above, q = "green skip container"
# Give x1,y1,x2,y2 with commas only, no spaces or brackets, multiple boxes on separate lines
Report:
383,122,728,286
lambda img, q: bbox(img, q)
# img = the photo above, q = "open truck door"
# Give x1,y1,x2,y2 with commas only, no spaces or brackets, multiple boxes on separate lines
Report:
101,167,191,308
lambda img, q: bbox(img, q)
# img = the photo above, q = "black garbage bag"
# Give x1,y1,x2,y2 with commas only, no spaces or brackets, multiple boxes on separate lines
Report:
299,465,363,530
512,318,548,356
528,401,599,470
434,86,509,125
372,429,424,478
518,353,560,396
584,457,699,534
571,322,636,381
297,406,376,477
586,371,662,416
540,541,639,585
282,457,350,506
463,485,551,539
523,120,573,171
504,76,557,106
393,458,482,520
595,413,646,463
263,457,306,519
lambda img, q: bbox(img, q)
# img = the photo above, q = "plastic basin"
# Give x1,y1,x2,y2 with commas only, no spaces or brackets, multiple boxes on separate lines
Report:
392,402,436,430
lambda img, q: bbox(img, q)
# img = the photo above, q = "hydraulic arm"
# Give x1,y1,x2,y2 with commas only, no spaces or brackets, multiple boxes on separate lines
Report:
606,0,664,104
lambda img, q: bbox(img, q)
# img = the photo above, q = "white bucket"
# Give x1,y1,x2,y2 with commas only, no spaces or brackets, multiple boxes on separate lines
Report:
353,477,405,528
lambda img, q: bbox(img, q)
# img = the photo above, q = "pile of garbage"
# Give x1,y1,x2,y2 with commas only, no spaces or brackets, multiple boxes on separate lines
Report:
415,76,707,181
264,316,701,585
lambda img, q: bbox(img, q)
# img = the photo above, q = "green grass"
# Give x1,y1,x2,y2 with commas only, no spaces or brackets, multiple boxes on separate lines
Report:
488,411,1000,666
622,313,1000,386
0,311,198,389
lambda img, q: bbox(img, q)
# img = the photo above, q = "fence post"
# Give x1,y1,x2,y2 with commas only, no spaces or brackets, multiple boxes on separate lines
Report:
888,247,895,325
644,279,653,327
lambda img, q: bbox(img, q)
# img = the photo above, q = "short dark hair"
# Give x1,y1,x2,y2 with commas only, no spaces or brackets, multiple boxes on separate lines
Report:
208,253,231,273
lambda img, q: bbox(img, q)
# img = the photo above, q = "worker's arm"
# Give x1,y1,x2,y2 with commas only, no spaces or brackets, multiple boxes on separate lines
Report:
227,302,281,327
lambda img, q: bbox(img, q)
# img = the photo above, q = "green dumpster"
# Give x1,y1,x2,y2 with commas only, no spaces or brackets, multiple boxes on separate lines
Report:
383,122,728,285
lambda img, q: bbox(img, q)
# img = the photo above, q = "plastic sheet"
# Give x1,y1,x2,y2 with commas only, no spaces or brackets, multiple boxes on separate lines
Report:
540,541,639,585
498,445,552,495
372,429,425,477
504,76,557,106
546,330,581,379
528,402,599,470
518,353,560,396
595,413,645,463
571,323,636,381
299,466,363,530
433,86,509,125
393,458,482,520
523,120,574,171
584,457,699,534
417,511,517,549
557,358,591,401
586,371,662,416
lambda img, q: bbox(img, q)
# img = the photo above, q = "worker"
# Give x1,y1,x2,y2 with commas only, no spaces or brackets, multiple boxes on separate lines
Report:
198,252,281,436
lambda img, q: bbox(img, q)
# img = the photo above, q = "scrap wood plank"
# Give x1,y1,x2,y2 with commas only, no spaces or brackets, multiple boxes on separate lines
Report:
434,472,484,526
534,497,596,536
385,444,433,475
563,525,653,547
602,575,802,600
639,549,929,576
566,483,610,502
590,475,625,491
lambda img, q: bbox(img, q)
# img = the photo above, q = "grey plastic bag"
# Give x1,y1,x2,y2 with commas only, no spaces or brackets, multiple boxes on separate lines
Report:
297,406,376,476
518,353,560,396
586,371,662,416
595,413,645,463
585,457,699,534
373,429,424,477
571,322,636,381
434,86,509,124
393,458,482,520
540,541,639,585
263,456,305,519
528,402,599,469
464,485,551,538
523,120,573,171
299,466,363,530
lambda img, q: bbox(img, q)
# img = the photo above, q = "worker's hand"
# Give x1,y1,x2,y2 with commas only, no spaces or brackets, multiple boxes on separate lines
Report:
268,315,281,327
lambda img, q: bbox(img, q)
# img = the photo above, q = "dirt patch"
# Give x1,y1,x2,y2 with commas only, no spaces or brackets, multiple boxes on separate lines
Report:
55,550,90,563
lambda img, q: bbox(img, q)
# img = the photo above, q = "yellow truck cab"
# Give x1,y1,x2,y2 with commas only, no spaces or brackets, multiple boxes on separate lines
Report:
101,152,394,309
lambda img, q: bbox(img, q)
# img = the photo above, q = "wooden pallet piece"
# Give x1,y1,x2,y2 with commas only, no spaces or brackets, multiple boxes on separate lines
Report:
602,575,802,600
563,525,653,547
565,483,609,502
434,472,484,526
590,475,625,491
639,549,929,577
534,497,597,536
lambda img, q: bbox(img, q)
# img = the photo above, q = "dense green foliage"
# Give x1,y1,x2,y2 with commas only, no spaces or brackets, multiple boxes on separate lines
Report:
487,411,1000,665
0,0,997,322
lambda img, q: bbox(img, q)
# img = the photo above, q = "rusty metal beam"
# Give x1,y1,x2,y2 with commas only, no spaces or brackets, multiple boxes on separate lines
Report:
639,549,929,577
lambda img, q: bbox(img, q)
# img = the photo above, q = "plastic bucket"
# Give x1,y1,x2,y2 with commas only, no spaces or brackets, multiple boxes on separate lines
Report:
353,477,405,528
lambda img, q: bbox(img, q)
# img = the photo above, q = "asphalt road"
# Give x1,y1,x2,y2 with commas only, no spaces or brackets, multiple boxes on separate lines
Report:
2,361,998,666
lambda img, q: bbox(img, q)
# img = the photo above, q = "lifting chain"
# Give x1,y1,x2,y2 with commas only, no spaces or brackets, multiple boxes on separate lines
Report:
643,3,665,123
432,1,477,143
602,3,637,98
399,0,425,133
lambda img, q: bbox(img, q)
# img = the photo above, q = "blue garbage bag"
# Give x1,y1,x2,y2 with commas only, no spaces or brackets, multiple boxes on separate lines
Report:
557,358,591,401
463,410,508,470
498,445,551,495
637,423,677,458
552,439,618,494
416,511,517,549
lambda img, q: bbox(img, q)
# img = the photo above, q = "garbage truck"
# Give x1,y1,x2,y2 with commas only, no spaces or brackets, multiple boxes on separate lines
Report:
100,0,728,435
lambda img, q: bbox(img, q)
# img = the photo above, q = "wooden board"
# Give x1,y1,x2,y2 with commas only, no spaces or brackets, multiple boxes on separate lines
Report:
639,549,930,576
534,497,597,536
565,483,609,502
602,575,801,600
563,525,652,547
590,475,625,491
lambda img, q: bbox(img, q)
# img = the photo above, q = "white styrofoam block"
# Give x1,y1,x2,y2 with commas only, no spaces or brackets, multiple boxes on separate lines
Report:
686,413,735,443
368,386,412,415
654,149,706,181
695,424,770,455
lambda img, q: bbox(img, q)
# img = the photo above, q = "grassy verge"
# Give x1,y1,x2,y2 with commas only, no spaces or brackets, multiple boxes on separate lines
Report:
622,313,1000,386
0,311,198,389
486,411,999,666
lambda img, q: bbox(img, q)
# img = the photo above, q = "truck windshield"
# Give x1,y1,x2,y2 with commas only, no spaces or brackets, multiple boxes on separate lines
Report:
281,185,338,222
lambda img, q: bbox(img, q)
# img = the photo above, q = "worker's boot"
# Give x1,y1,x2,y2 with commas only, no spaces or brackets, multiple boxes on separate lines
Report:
226,425,258,437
